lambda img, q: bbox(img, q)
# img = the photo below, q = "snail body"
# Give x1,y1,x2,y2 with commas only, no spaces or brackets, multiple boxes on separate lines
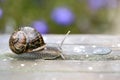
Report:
9,26,66,59
17,46,62,59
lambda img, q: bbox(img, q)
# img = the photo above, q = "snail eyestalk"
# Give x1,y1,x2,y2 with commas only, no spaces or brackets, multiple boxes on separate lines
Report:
60,30,71,48
58,30,71,59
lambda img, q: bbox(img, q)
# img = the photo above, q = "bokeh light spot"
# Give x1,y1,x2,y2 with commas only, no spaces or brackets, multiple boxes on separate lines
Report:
32,20,48,34
0,8,3,19
51,7,75,26
88,0,105,11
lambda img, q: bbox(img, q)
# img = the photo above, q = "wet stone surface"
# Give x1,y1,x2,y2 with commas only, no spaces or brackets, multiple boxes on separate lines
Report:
1,34,120,80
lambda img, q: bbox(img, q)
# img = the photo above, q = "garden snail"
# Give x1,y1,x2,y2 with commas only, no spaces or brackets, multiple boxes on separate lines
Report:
9,26,70,59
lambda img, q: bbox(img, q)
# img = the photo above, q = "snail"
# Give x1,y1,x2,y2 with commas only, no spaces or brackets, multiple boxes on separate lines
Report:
9,26,70,59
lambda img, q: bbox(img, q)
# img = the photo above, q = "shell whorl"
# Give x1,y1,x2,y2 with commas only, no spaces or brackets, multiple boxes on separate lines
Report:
9,26,45,54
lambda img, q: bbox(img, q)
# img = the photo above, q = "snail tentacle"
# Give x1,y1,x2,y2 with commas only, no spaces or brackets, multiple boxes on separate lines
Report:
57,30,71,59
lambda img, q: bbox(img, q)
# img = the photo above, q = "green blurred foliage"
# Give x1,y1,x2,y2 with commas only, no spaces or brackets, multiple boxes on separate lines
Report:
0,0,116,34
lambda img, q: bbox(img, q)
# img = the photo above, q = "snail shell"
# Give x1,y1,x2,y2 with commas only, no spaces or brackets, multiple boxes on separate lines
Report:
9,26,64,59
9,27,45,54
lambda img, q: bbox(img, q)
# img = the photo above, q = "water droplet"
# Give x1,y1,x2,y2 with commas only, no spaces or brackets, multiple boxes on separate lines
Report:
112,45,115,47
8,57,14,60
2,59,7,61
88,66,93,70
34,63,37,66
93,47,111,55
117,44,120,47
20,64,25,67
93,51,97,54
79,46,85,49
92,45,96,48
86,55,89,57
74,47,82,52
82,49,86,53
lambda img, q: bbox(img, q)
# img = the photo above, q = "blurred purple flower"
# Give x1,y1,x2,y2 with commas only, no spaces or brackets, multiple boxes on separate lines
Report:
88,0,105,10
0,8,3,19
88,0,117,11
107,0,117,9
32,20,48,34
51,7,75,26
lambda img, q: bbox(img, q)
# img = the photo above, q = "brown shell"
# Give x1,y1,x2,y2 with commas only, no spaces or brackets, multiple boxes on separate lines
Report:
9,26,46,54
